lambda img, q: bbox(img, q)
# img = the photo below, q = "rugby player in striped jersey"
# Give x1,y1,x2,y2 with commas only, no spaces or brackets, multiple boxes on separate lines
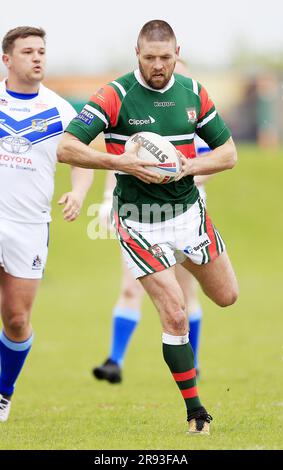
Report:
58,20,238,435
0,26,93,422
92,59,213,385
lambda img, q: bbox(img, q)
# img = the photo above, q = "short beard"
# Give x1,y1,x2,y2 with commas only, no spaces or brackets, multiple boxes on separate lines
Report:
138,60,174,90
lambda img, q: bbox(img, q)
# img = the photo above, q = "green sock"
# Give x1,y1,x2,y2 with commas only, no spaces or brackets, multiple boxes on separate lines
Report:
162,333,202,411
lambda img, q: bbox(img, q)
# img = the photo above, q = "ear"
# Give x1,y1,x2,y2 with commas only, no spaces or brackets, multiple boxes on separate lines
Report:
176,46,180,57
2,54,10,67
135,46,139,58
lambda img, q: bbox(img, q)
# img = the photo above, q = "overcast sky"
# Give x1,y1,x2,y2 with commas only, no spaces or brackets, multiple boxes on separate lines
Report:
1,0,282,75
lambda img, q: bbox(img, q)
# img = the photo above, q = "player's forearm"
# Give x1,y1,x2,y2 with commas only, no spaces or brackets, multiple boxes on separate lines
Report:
103,171,116,200
70,166,94,199
57,135,118,170
189,138,237,176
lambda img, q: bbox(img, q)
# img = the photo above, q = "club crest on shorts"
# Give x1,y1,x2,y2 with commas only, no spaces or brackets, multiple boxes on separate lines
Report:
186,107,197,124
32,255,42,269
149,244,164,258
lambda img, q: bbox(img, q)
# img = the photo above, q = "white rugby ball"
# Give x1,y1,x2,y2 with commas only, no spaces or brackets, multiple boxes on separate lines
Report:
125,131,181,184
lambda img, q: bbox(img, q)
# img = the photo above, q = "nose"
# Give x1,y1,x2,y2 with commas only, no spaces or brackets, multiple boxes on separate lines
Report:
153,58,163,70
32,52,42,62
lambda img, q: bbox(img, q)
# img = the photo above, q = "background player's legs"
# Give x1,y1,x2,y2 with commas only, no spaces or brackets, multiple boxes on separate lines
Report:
139,267,208,426
93,257,144,383
176,265,202,373
109,257,144,366
182,251,238,307
0,269,39,421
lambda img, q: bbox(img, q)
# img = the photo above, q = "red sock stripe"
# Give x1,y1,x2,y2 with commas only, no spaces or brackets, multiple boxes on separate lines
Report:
114,212,165,272
205,212,218,261
172,368,196,382
181,386,198,399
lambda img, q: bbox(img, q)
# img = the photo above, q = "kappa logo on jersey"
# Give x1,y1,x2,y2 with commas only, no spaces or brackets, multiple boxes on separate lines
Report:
32,255,42,270
75,108,96,126
0,136,32,154
32,119,48,132
149,244,164,258
129,116,155,125
186,107,197,124
154,101,175,107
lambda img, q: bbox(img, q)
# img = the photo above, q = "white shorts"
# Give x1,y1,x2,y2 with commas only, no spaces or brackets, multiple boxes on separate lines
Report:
0,219,49,279
114,197,225,279
197,184,206,203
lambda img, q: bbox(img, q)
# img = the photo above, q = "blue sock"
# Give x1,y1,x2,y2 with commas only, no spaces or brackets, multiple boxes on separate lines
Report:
189,308,202,370
0,331,33,396
109,306,140,366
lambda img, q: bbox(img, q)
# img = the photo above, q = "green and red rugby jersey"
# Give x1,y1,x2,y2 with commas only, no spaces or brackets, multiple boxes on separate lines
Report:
66,69,231,221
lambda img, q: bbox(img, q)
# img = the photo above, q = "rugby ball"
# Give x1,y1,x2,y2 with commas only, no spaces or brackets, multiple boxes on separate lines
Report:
125,131,181,184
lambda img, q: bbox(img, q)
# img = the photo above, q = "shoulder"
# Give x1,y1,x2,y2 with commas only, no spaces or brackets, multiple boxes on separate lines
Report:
174,74,197,92
174,74,207,98
39,84,76,117
89,72,136,108
107,72,137,98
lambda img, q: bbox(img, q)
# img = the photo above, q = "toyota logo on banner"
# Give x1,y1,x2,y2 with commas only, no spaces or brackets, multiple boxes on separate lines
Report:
0,136,32,154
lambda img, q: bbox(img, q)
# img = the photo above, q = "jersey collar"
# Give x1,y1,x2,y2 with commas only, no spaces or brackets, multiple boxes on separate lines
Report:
134,69,175,93
0,79,42,99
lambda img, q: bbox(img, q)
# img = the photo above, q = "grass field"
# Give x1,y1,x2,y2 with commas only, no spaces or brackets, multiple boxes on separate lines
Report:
0,145,282,450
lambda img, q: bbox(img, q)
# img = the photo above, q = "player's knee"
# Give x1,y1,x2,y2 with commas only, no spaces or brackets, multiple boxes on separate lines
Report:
165,308,188,335
5,314,29,336
217,287,239,307
121,283,143,301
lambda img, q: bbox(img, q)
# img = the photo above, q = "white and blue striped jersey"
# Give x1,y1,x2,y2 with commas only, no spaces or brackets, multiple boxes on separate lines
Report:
0,80,76,223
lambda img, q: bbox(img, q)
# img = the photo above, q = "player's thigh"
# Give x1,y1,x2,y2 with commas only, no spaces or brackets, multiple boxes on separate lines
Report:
175,264,199,313
0,270,40,322
182,251,238,307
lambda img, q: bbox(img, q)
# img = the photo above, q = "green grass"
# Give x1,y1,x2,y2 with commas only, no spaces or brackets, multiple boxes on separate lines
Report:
1,145,283,449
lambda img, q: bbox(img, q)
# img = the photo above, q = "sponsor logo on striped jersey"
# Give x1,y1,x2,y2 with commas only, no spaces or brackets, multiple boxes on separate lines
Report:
0,136,32,154
154,101,175,107
75,108,96,126
128,115,155,125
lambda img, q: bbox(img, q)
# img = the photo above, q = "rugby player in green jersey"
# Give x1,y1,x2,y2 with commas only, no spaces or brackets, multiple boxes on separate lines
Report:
92,59,213,385
57,20,239,435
